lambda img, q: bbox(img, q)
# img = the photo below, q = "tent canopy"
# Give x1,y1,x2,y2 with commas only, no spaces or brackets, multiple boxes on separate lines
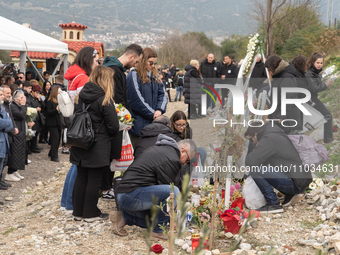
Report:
0,16,68,54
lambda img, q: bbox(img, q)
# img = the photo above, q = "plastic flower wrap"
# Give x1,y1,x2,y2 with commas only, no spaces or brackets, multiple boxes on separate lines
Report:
26,107,37,140
115,103,134,131
26,107,38,123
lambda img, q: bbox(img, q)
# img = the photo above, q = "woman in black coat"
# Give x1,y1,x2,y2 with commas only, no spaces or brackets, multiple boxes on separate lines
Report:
45,85,61,162
184,60,202,119
71,65,119,222
6,90,27,181
264,55,303,134
305,52,333,143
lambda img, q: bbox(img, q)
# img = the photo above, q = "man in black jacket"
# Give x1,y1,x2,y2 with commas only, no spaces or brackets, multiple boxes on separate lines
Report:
113,135,197,240
245,122,311,214
220,55,238,106
169,63,177,88
200,54,218,110
102,44,143,200
134,115,180,159
249,54,267,97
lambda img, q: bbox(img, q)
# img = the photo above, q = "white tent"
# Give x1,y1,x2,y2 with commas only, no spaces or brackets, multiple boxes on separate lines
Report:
0,16,68,83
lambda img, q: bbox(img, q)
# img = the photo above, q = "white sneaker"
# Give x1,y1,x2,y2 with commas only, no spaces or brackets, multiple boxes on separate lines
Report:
27,159,31,164
13,171,24,180
4,173,20,182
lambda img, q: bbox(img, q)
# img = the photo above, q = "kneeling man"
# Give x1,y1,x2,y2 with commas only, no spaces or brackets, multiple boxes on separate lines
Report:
113,134,197,240
245,122,312,213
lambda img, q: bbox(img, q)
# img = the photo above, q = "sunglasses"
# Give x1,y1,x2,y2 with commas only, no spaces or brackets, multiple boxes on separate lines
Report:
17,77,24,79
93,49,98,57
148,61,157,66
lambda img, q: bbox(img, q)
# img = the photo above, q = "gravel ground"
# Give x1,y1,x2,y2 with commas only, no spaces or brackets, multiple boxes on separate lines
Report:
0,89,337,255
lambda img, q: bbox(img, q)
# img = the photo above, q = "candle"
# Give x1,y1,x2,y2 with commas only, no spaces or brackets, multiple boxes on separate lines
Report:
191,233,200,254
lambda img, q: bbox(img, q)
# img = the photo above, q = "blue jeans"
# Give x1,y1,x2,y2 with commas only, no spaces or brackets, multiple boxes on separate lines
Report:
60,164,77,210
207,87,220,108
175,86,183,101
117,185,180,233
250,166,303,205
197,147,207,166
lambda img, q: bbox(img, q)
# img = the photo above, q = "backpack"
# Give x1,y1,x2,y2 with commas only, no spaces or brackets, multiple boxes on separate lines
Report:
67,103,103,150
58,90,74,117
287,135,330,166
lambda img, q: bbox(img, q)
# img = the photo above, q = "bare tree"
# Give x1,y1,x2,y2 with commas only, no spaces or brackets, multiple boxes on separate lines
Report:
157,31,211,68
249,0,319,55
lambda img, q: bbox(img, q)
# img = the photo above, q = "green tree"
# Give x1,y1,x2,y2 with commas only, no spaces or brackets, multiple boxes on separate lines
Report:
220,34,249,61
282,24,324,60
0,50,12,64
105,47,126,58
273,5,321,56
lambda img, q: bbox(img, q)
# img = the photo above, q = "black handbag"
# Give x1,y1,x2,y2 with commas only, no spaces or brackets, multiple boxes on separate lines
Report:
67,103,103,150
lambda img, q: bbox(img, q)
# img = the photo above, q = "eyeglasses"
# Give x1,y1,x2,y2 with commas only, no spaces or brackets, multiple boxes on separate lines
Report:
17,76,24,79
148,61,157,66
175,122,187,128
184,150,190,162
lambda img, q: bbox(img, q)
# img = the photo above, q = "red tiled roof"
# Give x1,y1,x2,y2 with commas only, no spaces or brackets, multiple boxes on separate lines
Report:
59,22,88,30
10,41,104,60
63,41,104,54
10,51,58,59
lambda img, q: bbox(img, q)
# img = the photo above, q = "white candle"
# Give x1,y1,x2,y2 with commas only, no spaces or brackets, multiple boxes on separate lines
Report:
225,156,233,208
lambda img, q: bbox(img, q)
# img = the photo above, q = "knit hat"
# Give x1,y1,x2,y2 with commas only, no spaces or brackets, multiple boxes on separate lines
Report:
32,84,42,93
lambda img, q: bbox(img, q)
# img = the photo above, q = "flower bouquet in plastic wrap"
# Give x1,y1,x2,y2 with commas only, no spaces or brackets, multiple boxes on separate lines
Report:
26,107,37,140
115,103,134,131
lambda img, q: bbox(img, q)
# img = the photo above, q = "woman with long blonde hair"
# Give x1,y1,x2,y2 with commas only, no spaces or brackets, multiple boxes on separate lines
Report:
70,65,120,222
126,47,167,146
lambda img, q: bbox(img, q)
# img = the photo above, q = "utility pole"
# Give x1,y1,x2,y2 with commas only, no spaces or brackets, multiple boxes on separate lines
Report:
326,0,334,27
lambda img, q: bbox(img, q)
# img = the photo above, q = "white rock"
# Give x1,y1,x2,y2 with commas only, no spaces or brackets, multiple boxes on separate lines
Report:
225,232,233,239
186,247,192,253
334,242,340,254
36,181,43,186
265,217,271,223
175,239,185,247
181,243,189,250
211,249,220,255
240,243,252,250
330,232,340,242
205,251,212,255
321,214,326,221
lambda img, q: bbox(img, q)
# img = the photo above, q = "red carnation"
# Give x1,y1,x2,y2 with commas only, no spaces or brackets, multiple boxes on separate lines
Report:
151,244,164,254
333,126,338,132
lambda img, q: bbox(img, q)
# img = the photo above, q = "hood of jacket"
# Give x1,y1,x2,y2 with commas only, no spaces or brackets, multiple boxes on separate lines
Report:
184,64,196,72
256,122,284,141
103,56,126,72
140,122,173,138
64,65,87,81
78,82,105,104
273,62,299,78
155,134,180,153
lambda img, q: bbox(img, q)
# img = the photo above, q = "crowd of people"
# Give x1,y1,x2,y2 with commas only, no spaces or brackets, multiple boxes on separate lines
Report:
0,43,334,236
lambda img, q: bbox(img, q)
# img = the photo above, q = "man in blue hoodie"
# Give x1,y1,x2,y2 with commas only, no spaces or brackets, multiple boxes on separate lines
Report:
101,44,143,200
113,135,197,241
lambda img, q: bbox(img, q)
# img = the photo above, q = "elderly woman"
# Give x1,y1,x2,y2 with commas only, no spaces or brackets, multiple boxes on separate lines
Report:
5,90,31,181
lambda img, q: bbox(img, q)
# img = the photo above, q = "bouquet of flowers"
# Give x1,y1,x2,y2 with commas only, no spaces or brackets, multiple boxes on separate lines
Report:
243,33,264,76
309,178,325,189
115,103,134,131
26,107,37,140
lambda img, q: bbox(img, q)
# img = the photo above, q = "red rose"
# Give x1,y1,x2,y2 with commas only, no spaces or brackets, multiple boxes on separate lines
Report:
333,126,338,132
151,244,164,254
